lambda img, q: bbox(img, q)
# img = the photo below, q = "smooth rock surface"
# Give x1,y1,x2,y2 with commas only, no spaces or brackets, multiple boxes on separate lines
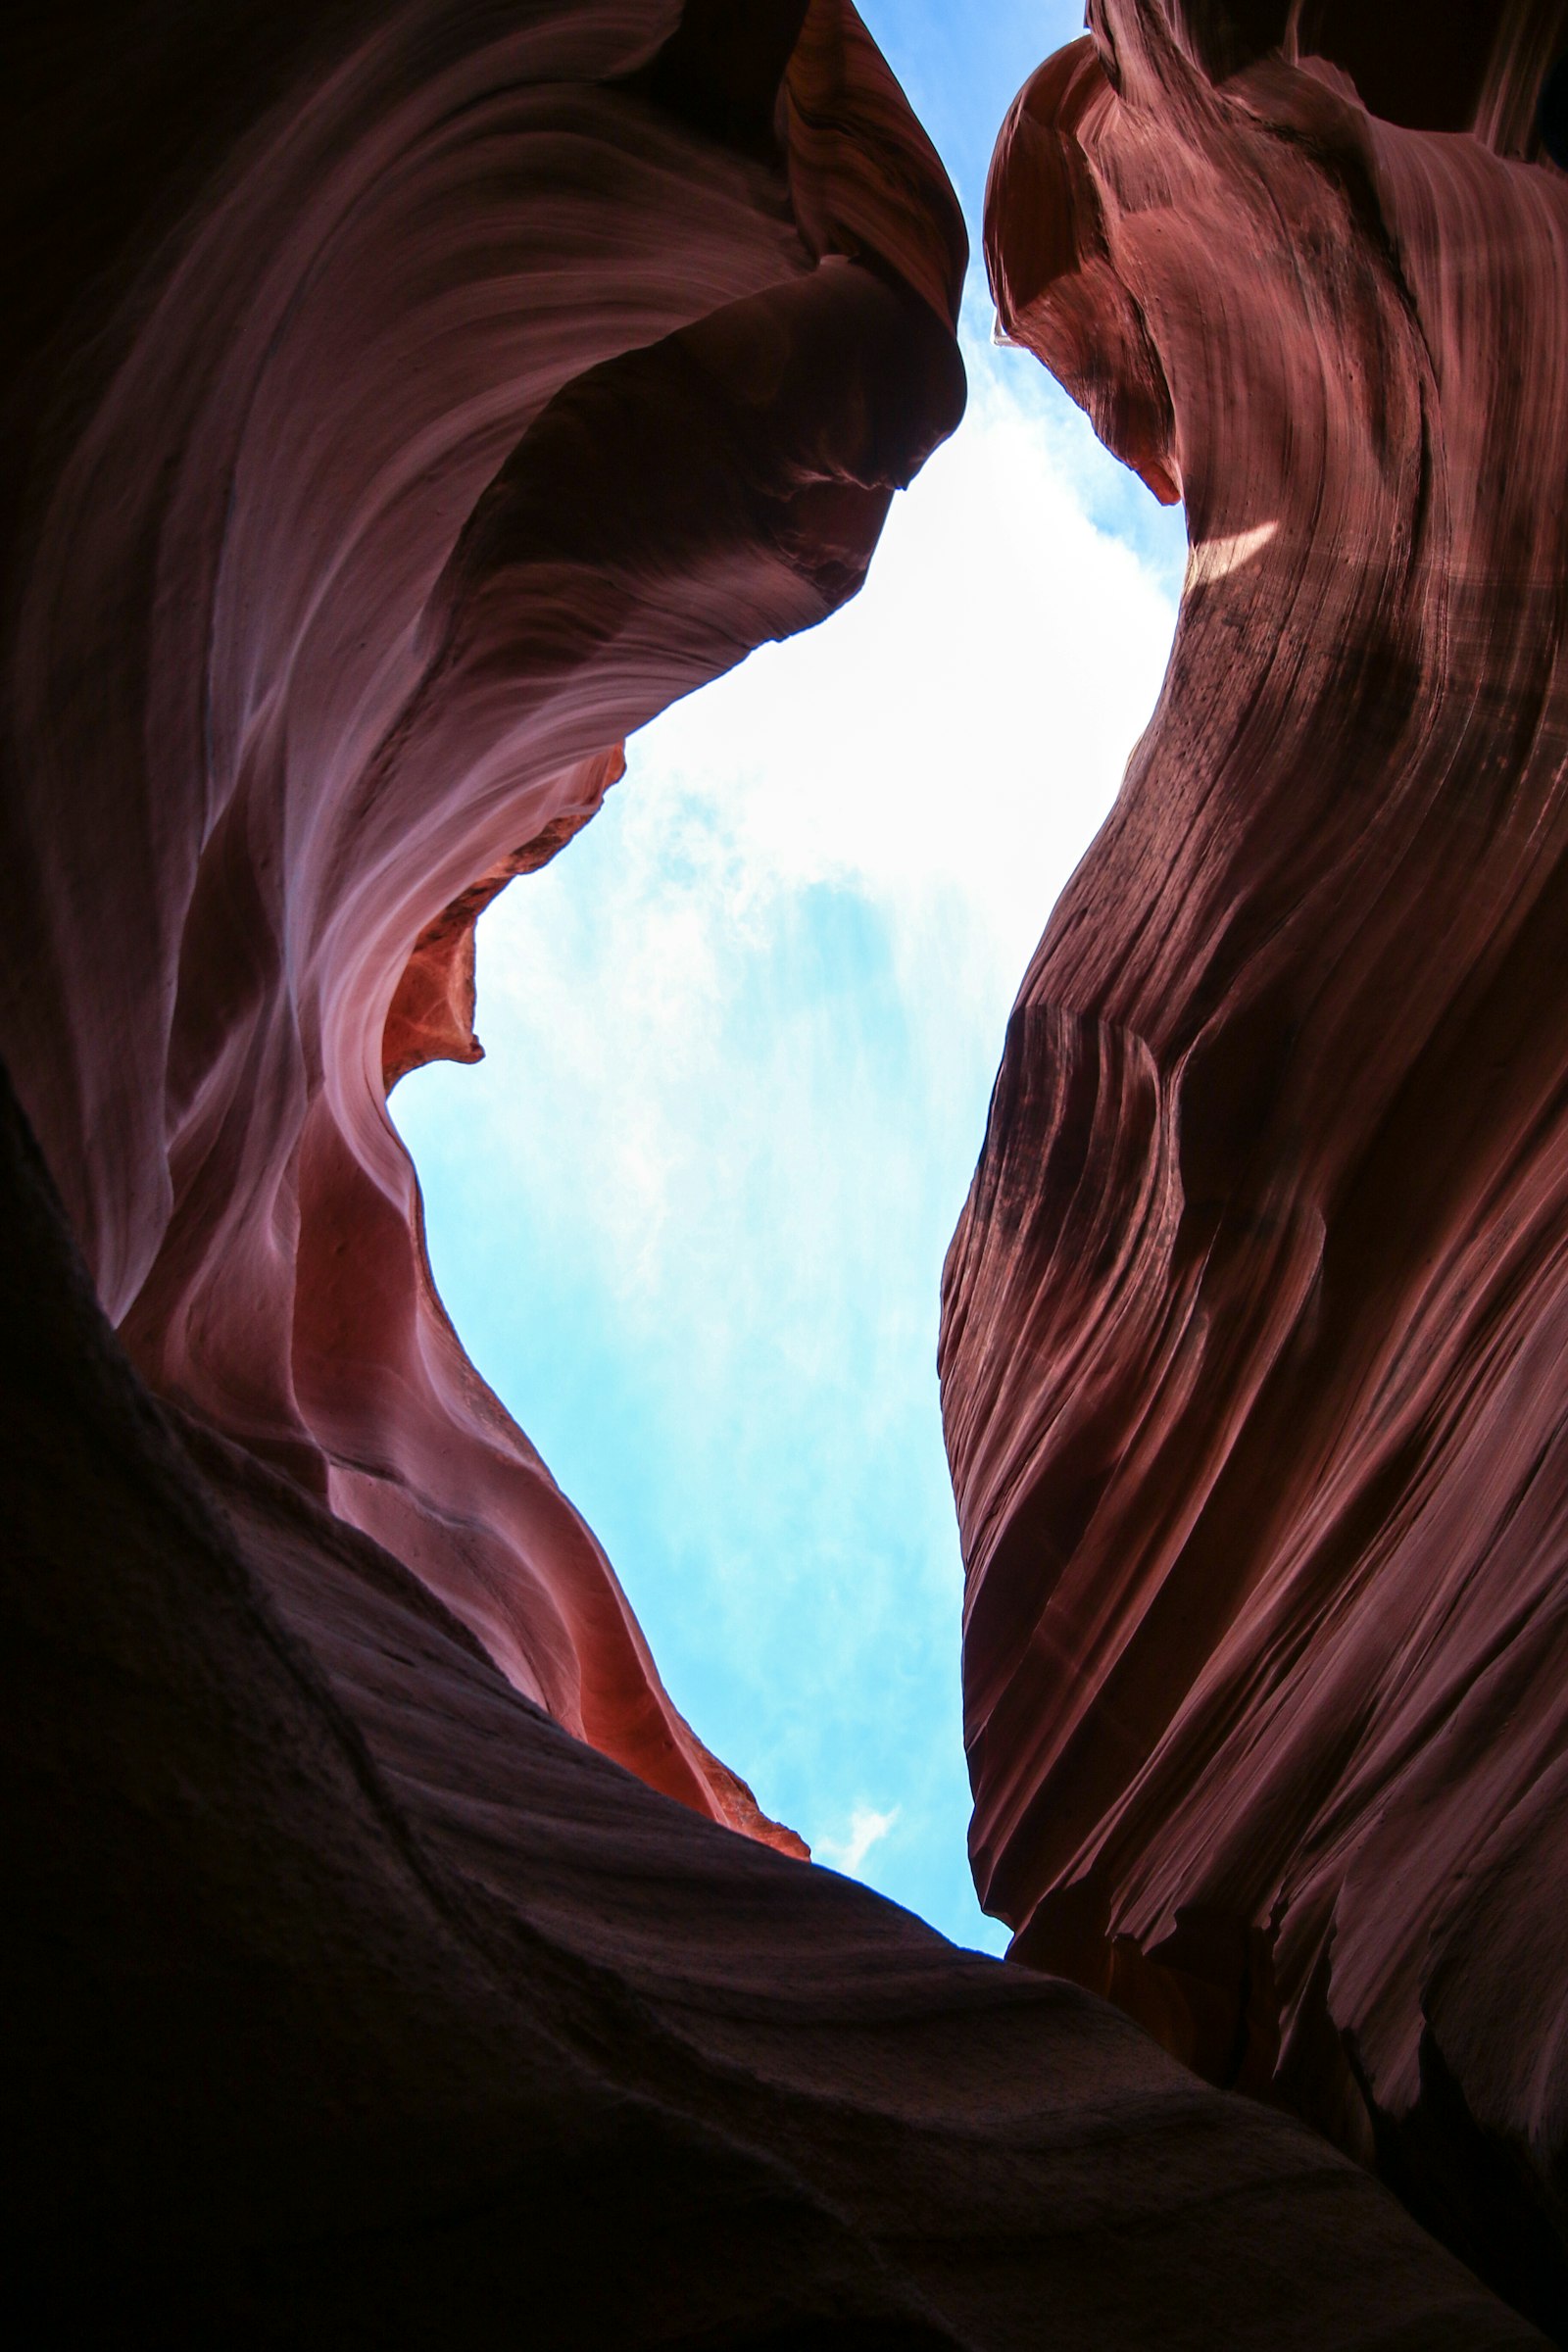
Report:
4,0,963,1846
945,0,1568,2328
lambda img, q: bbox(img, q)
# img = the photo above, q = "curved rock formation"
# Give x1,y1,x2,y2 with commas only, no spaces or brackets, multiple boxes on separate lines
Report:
945,0,1568,2326
4,0,964,1847
0,0,1547,2339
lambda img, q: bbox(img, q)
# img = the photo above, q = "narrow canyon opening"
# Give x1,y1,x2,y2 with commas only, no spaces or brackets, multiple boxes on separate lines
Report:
391,300,1182,1945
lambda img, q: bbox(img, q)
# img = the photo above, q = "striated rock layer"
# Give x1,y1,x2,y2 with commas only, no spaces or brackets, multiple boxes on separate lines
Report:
4,0,967,1849
945,0,1568,2328
2,0,1537,2339
1,1064,1531,2341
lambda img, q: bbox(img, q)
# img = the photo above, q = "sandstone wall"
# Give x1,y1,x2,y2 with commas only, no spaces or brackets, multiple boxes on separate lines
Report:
947,2,1568,2323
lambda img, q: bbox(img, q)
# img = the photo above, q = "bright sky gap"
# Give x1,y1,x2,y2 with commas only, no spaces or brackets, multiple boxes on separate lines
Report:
392,2,1187,1953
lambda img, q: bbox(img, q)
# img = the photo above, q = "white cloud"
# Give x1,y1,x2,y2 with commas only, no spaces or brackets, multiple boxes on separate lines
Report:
465,322,1181,1312
598,320,1179,982
816,1803,902,1875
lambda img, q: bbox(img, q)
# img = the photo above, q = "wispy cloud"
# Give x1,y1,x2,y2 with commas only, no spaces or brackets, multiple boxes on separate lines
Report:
817,1804,902,1875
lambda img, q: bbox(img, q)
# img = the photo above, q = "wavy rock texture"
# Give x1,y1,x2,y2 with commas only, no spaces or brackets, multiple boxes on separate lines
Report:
4,0,969,1849
3,1064,1535,2343
945,0,1568,2328
0,0,1546,2338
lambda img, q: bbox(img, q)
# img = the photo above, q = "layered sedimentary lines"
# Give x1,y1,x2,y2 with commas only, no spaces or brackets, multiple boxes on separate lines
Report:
2,0,962,1844
944,0,1568,2319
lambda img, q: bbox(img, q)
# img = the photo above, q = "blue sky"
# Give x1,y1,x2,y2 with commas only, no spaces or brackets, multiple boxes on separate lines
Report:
393,2,1185,1952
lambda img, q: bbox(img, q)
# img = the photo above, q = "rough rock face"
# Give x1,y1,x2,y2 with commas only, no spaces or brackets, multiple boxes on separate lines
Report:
0,0,1546,2339
944,0,1568,2328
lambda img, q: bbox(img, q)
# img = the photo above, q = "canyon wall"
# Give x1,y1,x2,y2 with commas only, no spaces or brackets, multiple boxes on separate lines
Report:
4,0,965,1847
945,0,1568,2327
0,0,1550,2338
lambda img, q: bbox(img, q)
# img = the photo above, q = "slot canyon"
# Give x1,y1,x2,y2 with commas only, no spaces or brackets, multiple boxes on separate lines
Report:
4,0,1567,2341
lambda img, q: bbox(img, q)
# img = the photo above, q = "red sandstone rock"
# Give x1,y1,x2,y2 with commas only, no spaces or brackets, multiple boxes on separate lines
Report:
0,0,1547,2339
945,0,1568,2325
0,1061,1539,2341
3,0,962,1851
381,746,626,1092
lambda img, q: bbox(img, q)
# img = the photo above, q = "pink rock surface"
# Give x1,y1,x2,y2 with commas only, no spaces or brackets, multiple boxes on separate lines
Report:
946,0,1568,2319
3,0,961,1849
